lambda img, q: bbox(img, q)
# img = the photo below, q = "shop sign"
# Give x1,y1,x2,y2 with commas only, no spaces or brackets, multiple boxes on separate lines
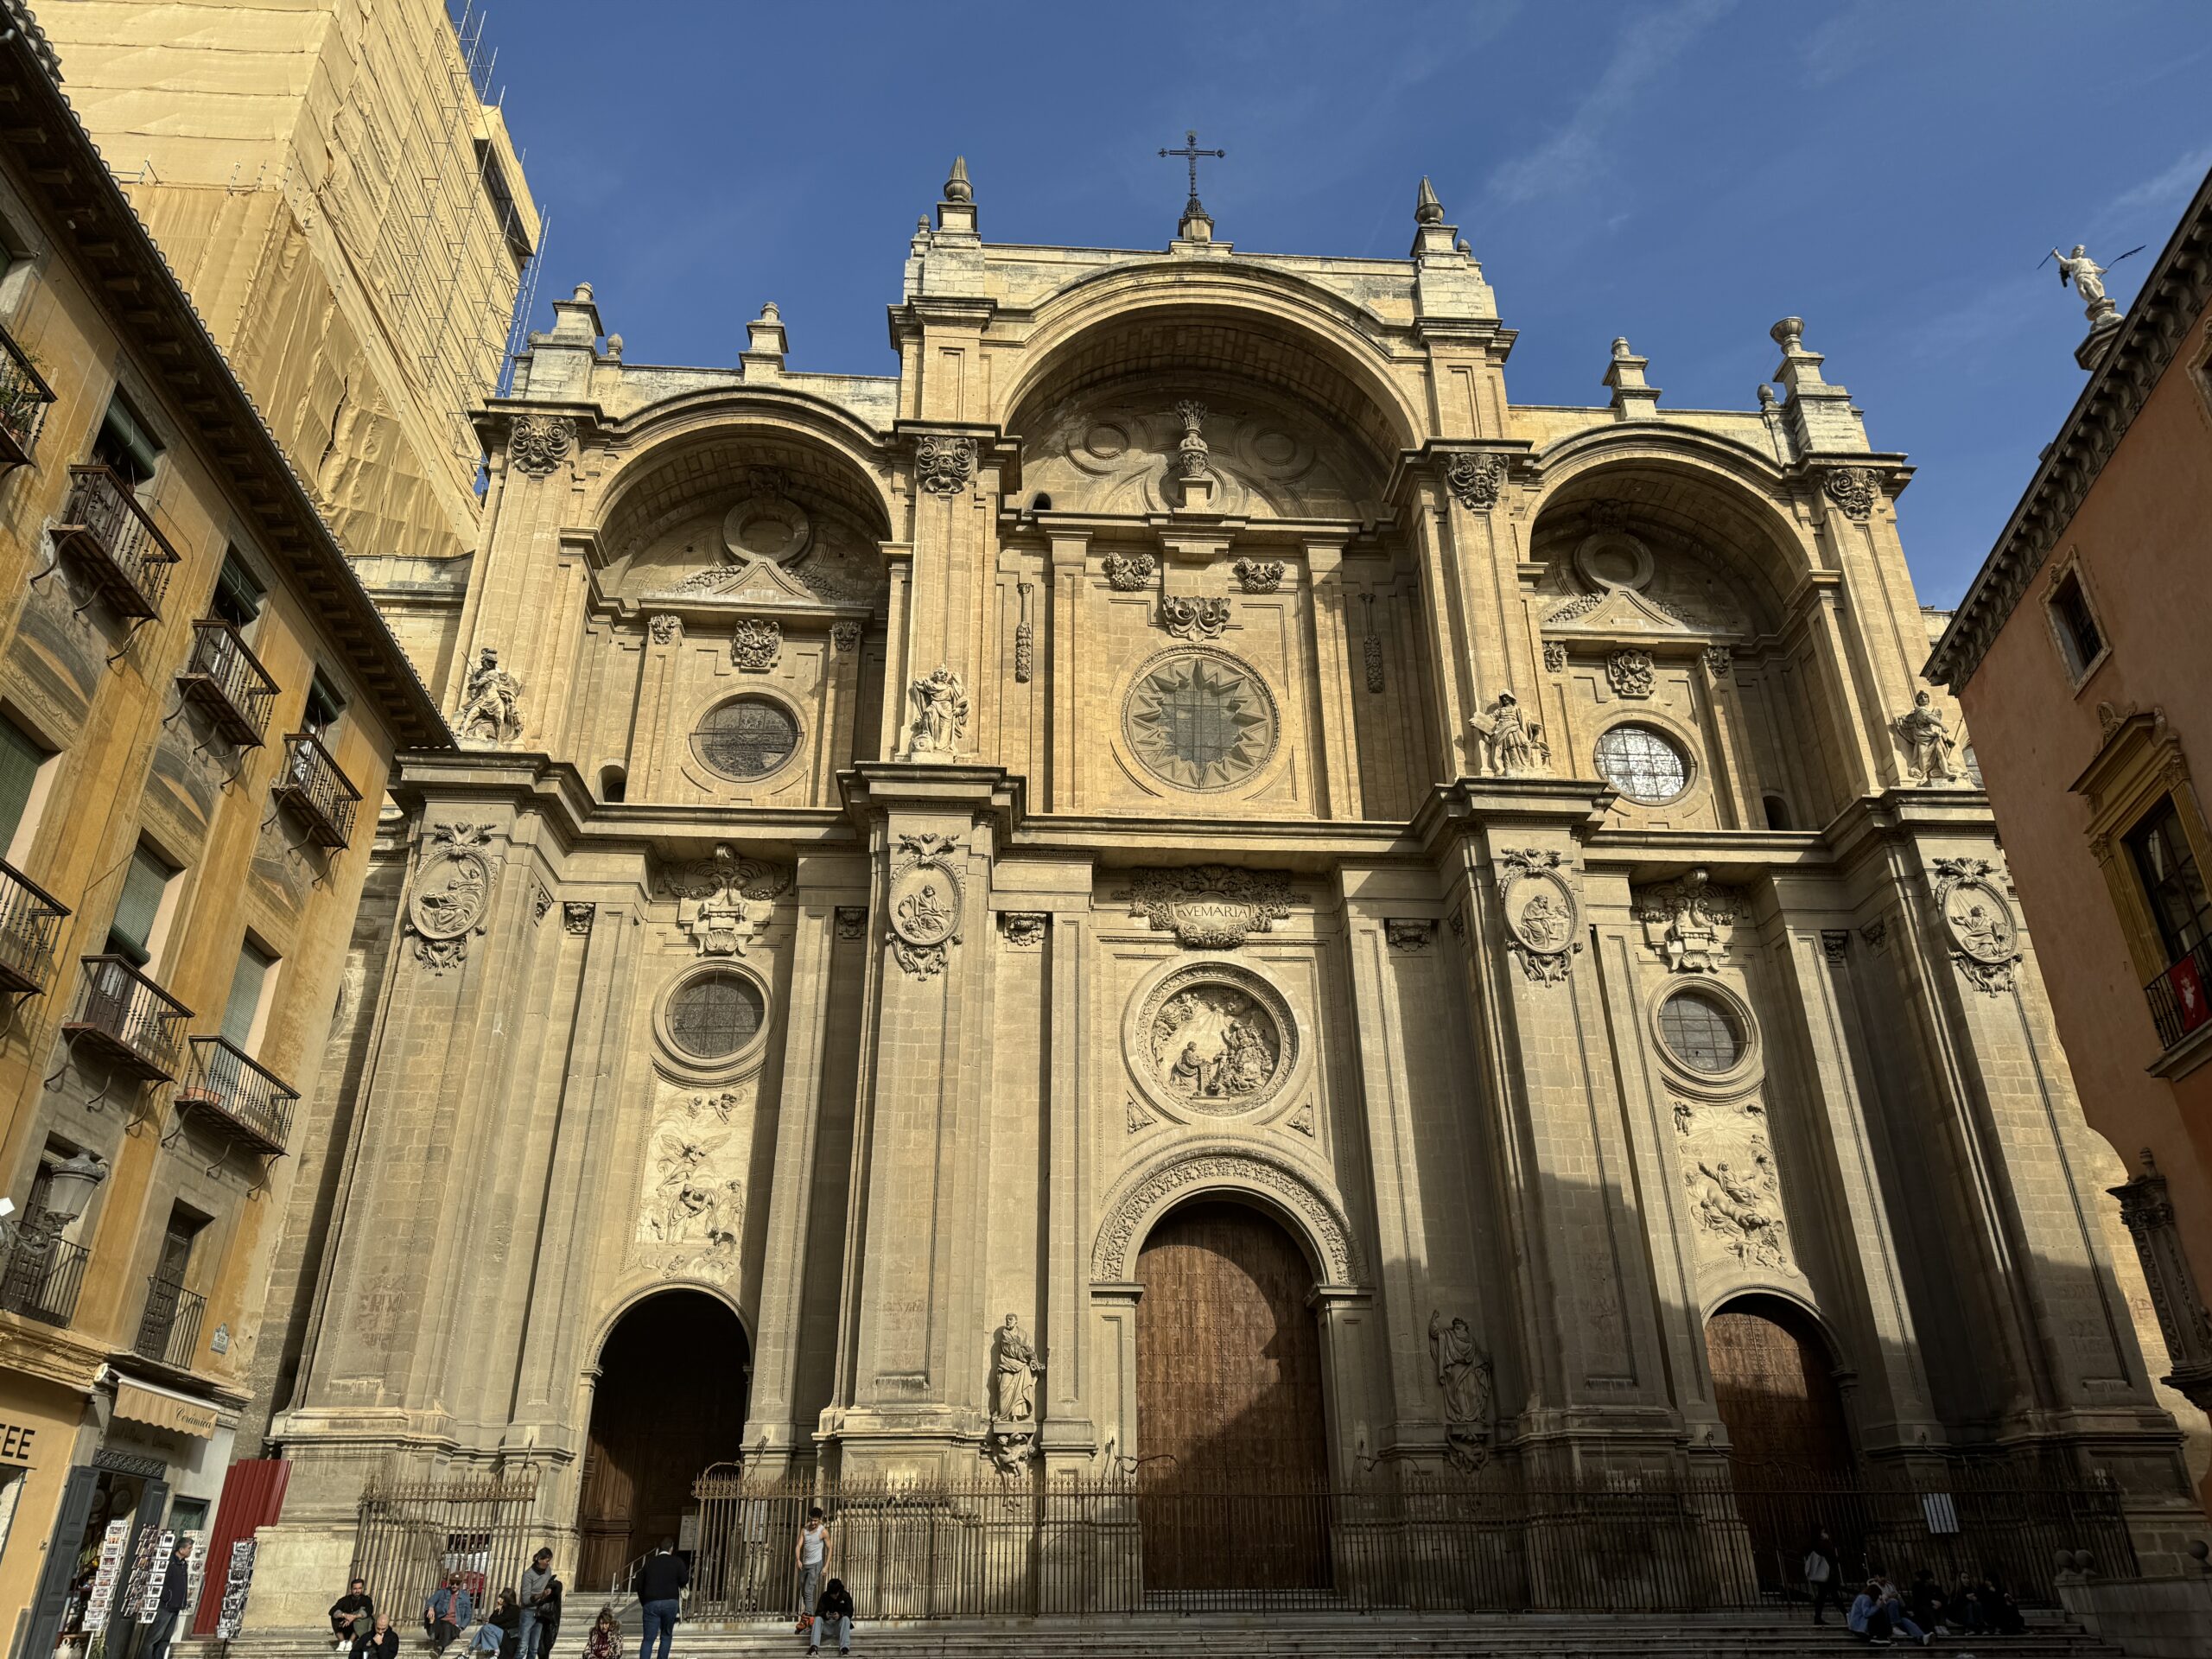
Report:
0,1419,35,1462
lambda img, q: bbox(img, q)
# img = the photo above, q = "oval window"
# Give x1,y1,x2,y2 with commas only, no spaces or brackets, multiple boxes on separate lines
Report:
694,696,799,780
1658,990,1745,1074
666,969,766,1060
1595,722,1689,804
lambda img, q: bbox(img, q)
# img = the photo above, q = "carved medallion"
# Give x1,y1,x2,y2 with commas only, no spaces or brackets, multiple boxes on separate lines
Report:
915,435,976,497
887,837,963,978
407,822,496,976
1133,963,1297,1117
1498,847,1581,986
721,487,810,565
1442,452,1507,512
731,617,782,672
508,414,574,477
1932,856,2020,995
1115,864,1296,949
1606,649,1656,699
1122,649,1279,793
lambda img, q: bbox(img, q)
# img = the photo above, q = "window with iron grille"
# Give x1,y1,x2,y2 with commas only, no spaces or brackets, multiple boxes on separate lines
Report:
1595,723,1688,804
1659,991,1745,1073
693,697,799,780
666,971,766,1060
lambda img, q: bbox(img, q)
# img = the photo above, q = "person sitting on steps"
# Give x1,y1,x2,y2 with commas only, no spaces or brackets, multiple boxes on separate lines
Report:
808,1578,854,1656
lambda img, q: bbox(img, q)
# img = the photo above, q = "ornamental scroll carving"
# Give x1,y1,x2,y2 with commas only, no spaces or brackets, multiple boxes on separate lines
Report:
1115,864,1296,948
731,617,782,671
1091,1146,1361,1282
1160,594,1231,640
887,831,963,978
658,845,792,958
1674,1094,1791,1274
1822,467,1878,522
407,822,496,976
1632,869,1742,974
1498,848,1581,985
1102,552,1155,591
1014,582,1034,683
509,414,574,477
1605,649,1656,699
1232,559,1284,594
916,435,976,497
1443,452,1507,512
1931,856,2020,995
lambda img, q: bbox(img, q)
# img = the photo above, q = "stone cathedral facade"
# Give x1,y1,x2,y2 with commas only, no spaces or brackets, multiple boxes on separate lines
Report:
244,168,2199,1616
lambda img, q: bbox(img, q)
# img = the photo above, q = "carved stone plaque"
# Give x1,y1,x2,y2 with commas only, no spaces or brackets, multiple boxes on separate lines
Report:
887,842,963,977
1130,962,1298,1118
407,823,496,976
1498,848,1580,986
1115,865,1296,949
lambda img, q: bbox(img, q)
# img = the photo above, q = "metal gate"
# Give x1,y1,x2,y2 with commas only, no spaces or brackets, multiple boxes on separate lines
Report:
352,1472,540,1617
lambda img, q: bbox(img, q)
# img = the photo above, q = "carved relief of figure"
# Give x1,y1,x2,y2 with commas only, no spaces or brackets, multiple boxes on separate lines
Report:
905,667,969,758
1154,986,1275,1103
1517,892,1569,951
1897,690,1961,784
1957,900,2008,959
1427,1311,1494,1469
683,888,775,957
645,1095,734,1246
895,878,954,941
1688,1156,1785,1269
414,860,486,935
455,647,524,745
992,1313,1041,1422
1471,691,1549,777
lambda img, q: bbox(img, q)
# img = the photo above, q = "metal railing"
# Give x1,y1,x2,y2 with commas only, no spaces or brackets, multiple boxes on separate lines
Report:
64,954,193,1082
272,732,361,849
679,1460,2135,1620
54,464,181,620
134,1274,207,1370
178,619,279,747
175,1035,296,1155
352,1473,540,1619
0,1225,87,1325
0,858,68,995
2144,934,2212,1049
0,321,55,467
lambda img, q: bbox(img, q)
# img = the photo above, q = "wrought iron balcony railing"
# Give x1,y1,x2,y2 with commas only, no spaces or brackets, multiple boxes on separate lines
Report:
0,321,55,469
133,1274,206,1370
53,464,181,621
63,954,193,1083
0,859,68,996
175,1035,296,1157
271,732,360,850
177,619,279,748
0,1226,88,1326
2145,935,2212,1051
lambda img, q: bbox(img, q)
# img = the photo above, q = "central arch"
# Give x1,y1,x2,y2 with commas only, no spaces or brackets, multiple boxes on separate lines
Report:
577,1290,750,1589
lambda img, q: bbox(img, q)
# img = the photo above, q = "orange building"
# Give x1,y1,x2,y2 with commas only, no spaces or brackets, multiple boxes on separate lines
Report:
1929,166,2212,1509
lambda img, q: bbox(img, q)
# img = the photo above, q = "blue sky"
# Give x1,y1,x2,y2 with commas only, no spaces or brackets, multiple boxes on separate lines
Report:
480,0,2208,606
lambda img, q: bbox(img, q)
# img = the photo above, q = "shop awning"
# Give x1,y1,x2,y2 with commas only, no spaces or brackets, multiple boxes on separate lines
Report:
112,1377,220,1440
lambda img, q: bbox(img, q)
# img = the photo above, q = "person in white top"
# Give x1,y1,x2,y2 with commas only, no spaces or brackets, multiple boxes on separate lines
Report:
793,1509,832,1636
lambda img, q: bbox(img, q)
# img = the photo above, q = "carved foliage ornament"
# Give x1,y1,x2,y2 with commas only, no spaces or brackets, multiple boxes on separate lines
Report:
1000,912,1047,948
731,617,782,672
1091,1147,1359,1282
658,845,792,959
1116,864,1296,949
1102,552,1156,592
1013,581,1034,683
1499,847,1581,986
1160,594,1231,640
887,832,963,978
1606,648,1656,699
831,620,862,653
1385,919,1436,952
1931,855,2020,995
916,435,976,497
1821,467,1878,523
1543,641,1567,674
1632,869,1740,975
408,822,496,976
509,414,575,477
1443,452,1507,513
650,614,683,645
1232,558,1284,594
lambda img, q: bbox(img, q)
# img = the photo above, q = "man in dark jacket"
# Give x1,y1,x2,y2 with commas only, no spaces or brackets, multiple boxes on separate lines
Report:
352,1614,403,1659
808,1578,855,1656
636,1540,689,1659
331,1578,376,1649
143,1541,195,1659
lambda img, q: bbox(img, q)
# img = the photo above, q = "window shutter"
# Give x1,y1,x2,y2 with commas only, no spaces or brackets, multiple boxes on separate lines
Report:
0,716,44,855
220,943,273,1050
108,847,170,963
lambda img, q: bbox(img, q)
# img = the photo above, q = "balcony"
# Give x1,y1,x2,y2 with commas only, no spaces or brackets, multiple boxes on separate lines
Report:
0,860,68,995
0,1228,88,1326
0,322,55,470
175,1036,296,1157
62,955,193,1083
176,620,278,749
53,464,181,621
133,1274,206,1370
2145,936,2212,1051
271,732,360,849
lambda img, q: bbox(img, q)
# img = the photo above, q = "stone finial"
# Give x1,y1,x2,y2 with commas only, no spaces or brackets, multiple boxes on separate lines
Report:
937,156,979,237
1602,337,1660,417
606,334,623,361
1416,175,1445,226
573,282,594,303
548,279,604,345
1768,315,1869,452
1770,315,1803,353
743,302,787,372
944,156,973,204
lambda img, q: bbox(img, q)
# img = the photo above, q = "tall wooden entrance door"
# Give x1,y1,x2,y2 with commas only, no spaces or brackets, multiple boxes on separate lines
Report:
1706,1295,1853,1589
578,1291,749,1590
1135,1200,1330,1594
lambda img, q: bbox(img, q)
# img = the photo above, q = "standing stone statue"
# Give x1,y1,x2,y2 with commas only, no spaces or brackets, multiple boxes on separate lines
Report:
1470,691,1549,778
992,1313,1041,1422
1896,690,1961,785
905,667,969,759
455,646,524,745
1428,1310,1494,1470
2052,244,2119,326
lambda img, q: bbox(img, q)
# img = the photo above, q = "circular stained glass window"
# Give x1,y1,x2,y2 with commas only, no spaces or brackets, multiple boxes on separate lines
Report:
1595,723,1689,804
1657,990,1744,1074
666,970,766,1060
694,697,800,779
1122,651,1279,792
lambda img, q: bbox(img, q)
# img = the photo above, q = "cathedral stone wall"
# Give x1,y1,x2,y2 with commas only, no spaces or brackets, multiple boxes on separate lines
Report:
236,176,2203,1627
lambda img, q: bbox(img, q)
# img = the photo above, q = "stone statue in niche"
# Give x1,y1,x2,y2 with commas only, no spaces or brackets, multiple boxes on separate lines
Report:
455,647,524,745
1154,983,1279,1104
1470,691,1549,777
904,667,969,759
1896,690,1962,785
1428,1311,1494,1470
992,1313,1041,1422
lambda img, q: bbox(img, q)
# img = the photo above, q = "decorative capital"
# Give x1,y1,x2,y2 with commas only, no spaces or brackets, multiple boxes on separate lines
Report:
1821,467,1878,523
915,434,976,498
1443,452,1508,513
509,414,575,478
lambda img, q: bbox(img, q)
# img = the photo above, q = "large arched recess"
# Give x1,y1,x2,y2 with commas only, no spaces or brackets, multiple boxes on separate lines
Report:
576,1288,751,1589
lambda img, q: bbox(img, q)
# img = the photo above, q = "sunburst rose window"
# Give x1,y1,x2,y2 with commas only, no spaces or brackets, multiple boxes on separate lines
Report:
1122,652,1279,792
1594,722,1689,804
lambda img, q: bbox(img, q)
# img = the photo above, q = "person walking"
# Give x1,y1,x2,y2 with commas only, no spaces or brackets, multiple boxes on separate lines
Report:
584,1604,626,1659
519,1550,556,1659
423,1575,474,1656
807,1578,854,1656
1805,1529,1843,1626
635,1538,689,1659
793,1508,832,1637
351,1614,402,1659
143,1541,194,1659
329,1578,375,1650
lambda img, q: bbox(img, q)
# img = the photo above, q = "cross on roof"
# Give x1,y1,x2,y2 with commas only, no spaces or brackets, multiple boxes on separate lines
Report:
1159,129,1224,210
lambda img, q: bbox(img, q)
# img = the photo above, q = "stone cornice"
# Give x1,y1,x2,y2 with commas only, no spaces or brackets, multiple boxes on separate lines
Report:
1929,167,2212,691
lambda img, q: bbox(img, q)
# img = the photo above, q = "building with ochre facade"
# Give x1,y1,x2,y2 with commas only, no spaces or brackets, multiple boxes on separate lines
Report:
246,165,2201,1622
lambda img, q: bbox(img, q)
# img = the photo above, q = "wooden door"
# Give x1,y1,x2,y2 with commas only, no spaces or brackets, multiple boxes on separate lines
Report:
1135,1200,1330,1593
1707,1297,1853,1590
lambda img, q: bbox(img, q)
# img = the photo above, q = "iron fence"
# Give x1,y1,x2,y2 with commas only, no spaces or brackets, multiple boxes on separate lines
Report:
176,1034,298,1155
681,1459,2135,1621
65,953,193,1080
0,857,67,995
0,319,54,464
352,1473,541,1619
178,618,279,747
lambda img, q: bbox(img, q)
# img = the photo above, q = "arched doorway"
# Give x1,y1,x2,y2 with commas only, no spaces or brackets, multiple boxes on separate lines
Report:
1135,1198,1330,1594
1706,1295,1853,1591
577,1291,750,1590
